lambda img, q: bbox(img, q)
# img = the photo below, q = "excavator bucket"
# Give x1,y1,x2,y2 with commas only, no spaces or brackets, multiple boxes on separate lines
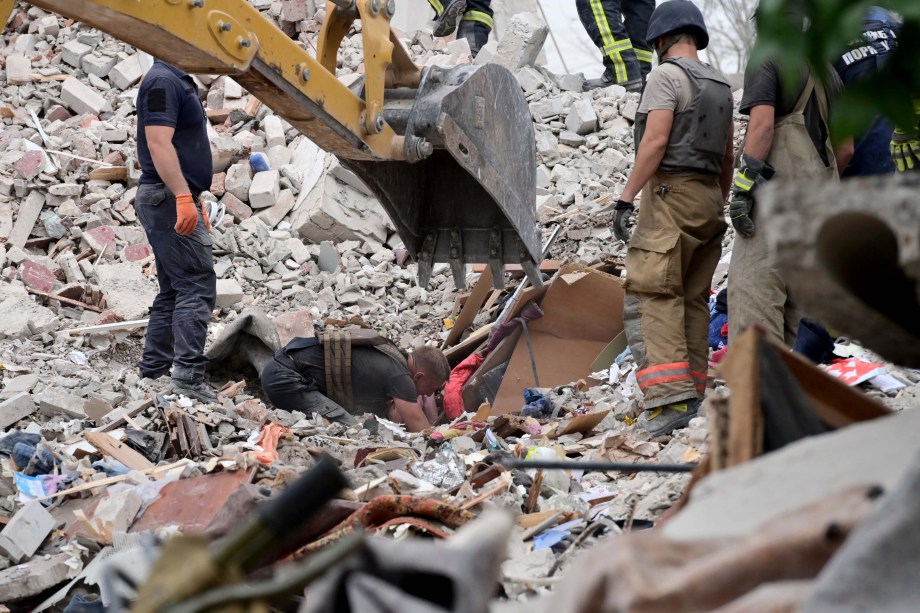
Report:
346,63,541,290
7,0,540,289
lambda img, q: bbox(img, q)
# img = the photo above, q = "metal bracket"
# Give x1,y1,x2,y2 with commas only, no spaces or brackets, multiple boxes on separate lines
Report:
488,228,504,290
448,228,465,289
417,232,437,288
207,10,257,63
517,238,543,289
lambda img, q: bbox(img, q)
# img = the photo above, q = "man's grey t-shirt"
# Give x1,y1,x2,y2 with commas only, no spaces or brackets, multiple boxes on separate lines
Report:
286,344,417,416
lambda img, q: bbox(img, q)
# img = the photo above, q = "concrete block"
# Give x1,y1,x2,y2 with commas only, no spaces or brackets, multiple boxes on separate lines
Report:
225,162,253,201
8,191,44,248
12,33,37,55
249,170,281,209
621,98,638,122
285,237,311,264
0,392,37,429
0,285,57,339
49,183,83,197
566,98,598,135
95,261,158,320
263,115,286,149
5,54,30,85
289,174,390,249
255,188,296,228
555,72,585,92
39,387,87,419
267,144,292,169
515,66,548,94
210,133,241,174
216,279,244,308
60,76,109,116
37,15,59,38
61,40,92,68
491,12,548,70
281,0,309,22
81,53,118,78
0,553,75,602
317,241,341,273
0,502,55,562
221,191,252,220
109,54,145,89
224,77,243,99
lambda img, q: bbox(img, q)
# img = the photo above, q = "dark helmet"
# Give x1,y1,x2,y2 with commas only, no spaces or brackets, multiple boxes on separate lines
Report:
646,0,710,50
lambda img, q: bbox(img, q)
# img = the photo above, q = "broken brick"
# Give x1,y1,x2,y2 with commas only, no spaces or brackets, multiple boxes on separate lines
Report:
83,225,117,257
123,243,152,262
14,150,44,179
19,260,56,293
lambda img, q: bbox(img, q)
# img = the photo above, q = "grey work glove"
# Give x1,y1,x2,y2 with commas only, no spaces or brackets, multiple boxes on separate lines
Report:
729,154,775,239
613,199,635,243
729,191,756,238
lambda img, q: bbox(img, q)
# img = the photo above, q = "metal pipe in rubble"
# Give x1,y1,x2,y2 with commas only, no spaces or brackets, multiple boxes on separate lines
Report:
500,459,699,473
495,224,562,325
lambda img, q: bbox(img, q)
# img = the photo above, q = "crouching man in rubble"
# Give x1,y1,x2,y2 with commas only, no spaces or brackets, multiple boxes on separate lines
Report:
611,0,734,436
260,328,451,432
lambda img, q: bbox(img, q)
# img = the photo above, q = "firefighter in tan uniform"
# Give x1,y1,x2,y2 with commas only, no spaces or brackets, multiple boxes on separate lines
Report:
728,16,853,346
612,0,734,436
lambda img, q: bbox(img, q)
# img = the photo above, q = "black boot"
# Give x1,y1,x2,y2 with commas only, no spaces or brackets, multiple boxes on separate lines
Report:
457,19,489,58
433,0,467,37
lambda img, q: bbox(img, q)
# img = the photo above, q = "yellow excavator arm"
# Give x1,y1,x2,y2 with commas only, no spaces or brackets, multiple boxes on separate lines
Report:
3,0,541,288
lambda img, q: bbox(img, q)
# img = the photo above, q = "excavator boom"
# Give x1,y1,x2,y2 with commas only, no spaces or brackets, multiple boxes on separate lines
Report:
5,0,541,288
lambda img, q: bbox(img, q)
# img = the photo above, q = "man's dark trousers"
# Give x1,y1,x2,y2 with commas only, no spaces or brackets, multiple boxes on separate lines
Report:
135,183,216,381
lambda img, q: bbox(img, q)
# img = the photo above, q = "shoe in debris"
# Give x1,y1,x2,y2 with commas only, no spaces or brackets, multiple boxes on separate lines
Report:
171,378,218,404
638,399,700,437
583,75,642,92
432,0,467,37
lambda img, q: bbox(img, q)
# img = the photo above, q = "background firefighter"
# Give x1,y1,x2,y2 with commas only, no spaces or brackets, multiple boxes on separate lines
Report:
612,0,734,436
576,0,655,91
426,0,493,57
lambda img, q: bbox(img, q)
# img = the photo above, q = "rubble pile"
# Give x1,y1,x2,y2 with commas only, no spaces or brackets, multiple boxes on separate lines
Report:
0,1,918,610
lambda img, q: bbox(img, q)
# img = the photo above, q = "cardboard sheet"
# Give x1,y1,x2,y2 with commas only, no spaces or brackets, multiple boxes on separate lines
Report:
492,265,624,414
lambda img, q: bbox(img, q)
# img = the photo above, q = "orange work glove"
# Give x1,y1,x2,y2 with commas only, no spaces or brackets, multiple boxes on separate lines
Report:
174,193,198,235
201,201,211,232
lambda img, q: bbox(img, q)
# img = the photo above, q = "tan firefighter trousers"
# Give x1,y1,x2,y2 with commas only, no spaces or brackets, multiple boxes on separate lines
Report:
728,75,838,346
623,171,726,409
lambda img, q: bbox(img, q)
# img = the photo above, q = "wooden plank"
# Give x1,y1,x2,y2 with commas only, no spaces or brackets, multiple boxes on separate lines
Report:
442,267,493,350
93,398,154,433
68,319,150,336
471,260,561,275
85,432,155,472
34,460,193,501
714,327,763,468
89,166,128,181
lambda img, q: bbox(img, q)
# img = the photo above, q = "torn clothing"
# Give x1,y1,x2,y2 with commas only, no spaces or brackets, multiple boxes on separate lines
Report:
262,334,415,420
623,172,726,409
576,0,653,87
729,73,839,346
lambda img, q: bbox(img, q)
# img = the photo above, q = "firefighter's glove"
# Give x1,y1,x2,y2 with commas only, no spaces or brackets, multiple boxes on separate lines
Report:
728,154,773,239
890,128,920,172
174,193,198,235
729,192,755,238
613,200,635,243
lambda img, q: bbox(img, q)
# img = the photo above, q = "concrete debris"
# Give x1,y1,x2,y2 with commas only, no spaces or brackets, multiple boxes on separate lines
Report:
0,3,914,611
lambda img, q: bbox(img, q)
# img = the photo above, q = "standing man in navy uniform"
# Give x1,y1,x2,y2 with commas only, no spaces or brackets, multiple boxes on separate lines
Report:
135,59,218,403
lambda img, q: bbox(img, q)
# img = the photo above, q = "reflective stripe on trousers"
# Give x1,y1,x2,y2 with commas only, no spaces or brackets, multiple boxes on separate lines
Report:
623,172,725,409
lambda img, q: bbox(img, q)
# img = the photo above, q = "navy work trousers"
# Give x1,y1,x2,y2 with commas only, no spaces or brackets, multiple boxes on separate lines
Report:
134,183,216,381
